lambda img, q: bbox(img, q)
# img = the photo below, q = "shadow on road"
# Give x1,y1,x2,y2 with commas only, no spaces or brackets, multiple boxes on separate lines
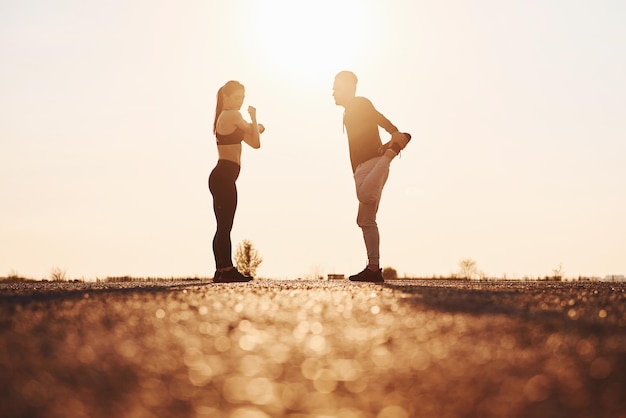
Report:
382,280,626,335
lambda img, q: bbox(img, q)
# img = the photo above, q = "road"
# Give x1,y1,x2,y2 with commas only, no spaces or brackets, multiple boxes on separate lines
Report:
1,279,625,418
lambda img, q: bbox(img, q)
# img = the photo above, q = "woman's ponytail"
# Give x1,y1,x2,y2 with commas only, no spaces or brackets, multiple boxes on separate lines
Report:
213,86,224,134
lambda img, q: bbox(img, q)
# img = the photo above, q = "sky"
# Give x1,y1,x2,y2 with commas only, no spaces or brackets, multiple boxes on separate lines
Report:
1,0,625,280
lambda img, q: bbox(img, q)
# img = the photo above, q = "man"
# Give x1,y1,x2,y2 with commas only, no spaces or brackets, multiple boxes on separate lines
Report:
333,70,411,282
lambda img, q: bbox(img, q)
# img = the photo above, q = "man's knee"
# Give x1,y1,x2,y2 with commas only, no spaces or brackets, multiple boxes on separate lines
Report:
357,217,377,229
356,189,378,204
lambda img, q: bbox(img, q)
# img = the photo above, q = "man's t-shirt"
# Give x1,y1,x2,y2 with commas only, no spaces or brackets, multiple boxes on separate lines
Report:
343,96,398,172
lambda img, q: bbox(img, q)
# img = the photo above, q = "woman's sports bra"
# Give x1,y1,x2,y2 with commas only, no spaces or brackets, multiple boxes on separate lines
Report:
216,127,245,145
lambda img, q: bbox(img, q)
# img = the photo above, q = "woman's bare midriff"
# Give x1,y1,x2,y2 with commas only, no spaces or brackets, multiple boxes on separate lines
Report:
217,143,242,166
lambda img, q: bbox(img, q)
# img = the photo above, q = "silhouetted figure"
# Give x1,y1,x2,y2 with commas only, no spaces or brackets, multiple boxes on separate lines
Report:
210,80,265,283
333,71,411,283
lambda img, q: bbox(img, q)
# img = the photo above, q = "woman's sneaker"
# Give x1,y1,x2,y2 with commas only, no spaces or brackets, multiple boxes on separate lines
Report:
349,267,384,283
213,268,253,283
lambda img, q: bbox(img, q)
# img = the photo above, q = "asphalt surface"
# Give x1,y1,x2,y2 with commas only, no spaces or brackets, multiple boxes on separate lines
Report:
1,279,625,418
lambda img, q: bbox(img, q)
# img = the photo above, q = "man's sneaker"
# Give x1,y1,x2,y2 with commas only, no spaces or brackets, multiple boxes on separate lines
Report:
349,267,384,283
380,132,411,155
213,267,253,283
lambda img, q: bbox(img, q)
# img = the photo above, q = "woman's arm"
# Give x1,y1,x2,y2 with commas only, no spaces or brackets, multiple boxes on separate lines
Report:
228,108,262,149
243,106,261,149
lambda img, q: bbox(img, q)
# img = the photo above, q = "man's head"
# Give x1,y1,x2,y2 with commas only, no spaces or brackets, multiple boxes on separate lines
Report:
333,70,357,107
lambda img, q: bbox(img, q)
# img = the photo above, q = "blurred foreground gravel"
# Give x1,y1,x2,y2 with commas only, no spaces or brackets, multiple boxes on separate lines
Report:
1,279,625,418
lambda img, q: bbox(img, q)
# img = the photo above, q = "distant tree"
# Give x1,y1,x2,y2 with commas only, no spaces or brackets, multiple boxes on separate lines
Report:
235,239,263,277
458,258,479,280
308,264,325,280
382,267,398,280
551,263,564,281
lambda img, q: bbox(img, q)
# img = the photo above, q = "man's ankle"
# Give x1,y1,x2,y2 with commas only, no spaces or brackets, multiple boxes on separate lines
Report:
384,149,397,159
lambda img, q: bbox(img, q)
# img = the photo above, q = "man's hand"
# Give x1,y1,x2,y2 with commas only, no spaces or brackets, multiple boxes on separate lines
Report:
390,131,410,151
378,132,412,155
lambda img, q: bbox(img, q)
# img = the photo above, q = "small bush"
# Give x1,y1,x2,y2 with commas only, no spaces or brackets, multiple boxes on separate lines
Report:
235,239,263,277
382,267,398,280
50,267,67,282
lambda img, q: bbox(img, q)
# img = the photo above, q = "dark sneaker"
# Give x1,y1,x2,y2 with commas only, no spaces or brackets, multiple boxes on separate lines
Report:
349,267,384,283
213,268,253,283
380,132,411,155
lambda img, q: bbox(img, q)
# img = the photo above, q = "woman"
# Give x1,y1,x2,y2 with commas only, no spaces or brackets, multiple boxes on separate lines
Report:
209,80,264,283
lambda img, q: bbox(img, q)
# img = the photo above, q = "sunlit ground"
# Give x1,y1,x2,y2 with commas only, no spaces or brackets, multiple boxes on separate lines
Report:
1,280,625,418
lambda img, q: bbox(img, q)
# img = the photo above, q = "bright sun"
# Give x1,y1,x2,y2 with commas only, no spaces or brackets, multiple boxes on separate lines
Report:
247,0,374,86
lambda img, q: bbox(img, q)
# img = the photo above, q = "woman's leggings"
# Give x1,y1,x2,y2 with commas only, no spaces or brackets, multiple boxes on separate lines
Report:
208,160,240,269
